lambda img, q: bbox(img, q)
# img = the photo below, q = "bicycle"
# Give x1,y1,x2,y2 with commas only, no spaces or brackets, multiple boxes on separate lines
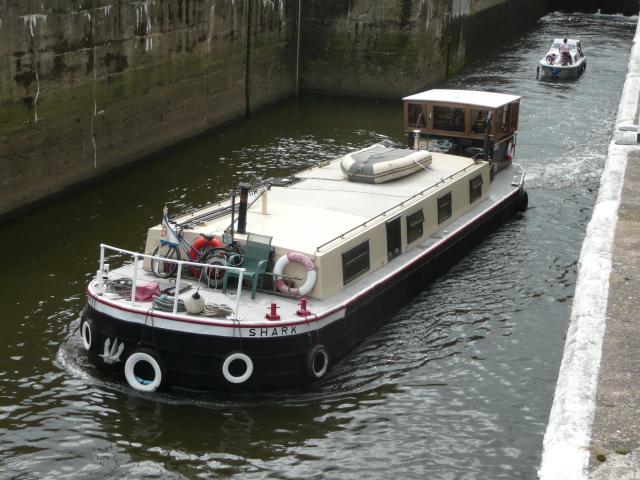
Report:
150,207,242,286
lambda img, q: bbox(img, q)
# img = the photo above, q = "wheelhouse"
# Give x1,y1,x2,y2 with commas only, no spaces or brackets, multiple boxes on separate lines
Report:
403,89,521,172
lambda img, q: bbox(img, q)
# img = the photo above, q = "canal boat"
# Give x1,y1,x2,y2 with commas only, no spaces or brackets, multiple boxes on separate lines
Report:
81,89,528,392
537,38,586,79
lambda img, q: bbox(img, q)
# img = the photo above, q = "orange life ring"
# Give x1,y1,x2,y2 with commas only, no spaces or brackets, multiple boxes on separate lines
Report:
188,236,223,259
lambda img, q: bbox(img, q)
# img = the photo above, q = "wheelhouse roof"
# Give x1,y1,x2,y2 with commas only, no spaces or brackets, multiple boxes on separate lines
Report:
402,89,521,109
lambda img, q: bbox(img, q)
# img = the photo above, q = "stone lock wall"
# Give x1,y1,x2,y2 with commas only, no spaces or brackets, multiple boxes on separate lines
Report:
0,0,550,219
0,0,297,218
300,0,549,98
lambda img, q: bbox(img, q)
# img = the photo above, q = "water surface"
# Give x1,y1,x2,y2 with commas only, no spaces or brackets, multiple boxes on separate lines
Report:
0,12,636,479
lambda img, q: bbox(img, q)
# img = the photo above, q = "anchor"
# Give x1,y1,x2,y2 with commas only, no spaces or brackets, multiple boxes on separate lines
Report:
100,337,124,365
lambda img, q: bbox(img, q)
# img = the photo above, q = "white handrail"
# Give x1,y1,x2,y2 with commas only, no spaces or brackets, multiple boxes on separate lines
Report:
98,243,246,319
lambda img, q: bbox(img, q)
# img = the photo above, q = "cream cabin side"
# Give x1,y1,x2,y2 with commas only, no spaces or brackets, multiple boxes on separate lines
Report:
308,161,490,300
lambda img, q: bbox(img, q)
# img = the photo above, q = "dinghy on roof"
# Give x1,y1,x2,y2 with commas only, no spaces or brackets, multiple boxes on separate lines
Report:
339,144,432,184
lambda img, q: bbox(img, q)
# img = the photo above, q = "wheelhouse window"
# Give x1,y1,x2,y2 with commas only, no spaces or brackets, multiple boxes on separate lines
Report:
342,240,370,285
471,109,489,134
469,175,483,203
408,103,427,129
437,193,452,224
406,209,425,244
496,107,509,134
433,106,465,132
509,102,519,131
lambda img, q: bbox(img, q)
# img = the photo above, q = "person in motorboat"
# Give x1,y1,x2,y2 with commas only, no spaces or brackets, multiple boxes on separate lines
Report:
559,38,572,65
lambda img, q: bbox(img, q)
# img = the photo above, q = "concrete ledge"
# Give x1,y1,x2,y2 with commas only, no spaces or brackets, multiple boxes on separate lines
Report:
538,13,640,480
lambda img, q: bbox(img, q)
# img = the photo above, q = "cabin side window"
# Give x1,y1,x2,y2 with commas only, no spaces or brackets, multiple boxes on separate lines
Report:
406,209,425,244
433,106,465,132
408,103,427,129
342,240,370,285
469,175,483,203
437,193,452,224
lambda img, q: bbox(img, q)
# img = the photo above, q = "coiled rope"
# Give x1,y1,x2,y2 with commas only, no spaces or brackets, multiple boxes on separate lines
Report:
202,303,234,318
152,294,186,312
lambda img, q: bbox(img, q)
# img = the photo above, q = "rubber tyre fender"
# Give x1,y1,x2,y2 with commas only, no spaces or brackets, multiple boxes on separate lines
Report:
517,190,529,212
222,352,254,384
306,345,330,380
124,348,165,393
80,317,97,352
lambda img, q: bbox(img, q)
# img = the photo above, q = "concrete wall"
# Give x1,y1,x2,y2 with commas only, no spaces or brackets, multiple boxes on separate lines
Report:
300,0,549,98
0,0,550,219
0,0,297,218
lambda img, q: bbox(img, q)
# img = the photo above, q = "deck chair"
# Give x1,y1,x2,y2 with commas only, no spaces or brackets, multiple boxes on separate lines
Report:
223,233,272,299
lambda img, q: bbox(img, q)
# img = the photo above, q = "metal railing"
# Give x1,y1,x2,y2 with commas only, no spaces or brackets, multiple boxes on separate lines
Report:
97,244,246,319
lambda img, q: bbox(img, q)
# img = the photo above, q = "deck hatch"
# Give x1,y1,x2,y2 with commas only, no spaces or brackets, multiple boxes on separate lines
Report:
342,240,370,285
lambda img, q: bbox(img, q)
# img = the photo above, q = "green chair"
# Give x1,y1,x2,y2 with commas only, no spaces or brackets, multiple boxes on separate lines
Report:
223,233,272,299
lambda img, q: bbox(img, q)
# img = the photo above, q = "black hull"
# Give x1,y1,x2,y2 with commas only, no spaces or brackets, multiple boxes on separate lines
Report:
83,189,524,391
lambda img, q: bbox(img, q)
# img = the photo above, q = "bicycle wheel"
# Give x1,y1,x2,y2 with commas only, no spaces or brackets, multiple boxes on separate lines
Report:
151,244,180,278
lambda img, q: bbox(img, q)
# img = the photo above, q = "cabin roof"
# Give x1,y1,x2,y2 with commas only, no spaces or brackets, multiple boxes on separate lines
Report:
402,89,521,109
187,149,480,255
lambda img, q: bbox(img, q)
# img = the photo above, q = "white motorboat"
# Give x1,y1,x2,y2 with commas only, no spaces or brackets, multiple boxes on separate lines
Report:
538,38,587,80
80,90,528,392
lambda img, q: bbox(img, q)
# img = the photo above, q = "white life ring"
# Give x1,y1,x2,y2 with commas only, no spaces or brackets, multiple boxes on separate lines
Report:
222,352,254,384
306,345,329,380
274,252,317,297
124,349,164,392
81,318,94,351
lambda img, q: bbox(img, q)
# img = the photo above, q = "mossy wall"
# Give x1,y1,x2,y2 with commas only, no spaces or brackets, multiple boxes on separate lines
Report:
300,0,549,98
0,0,550,218
0,0,296,218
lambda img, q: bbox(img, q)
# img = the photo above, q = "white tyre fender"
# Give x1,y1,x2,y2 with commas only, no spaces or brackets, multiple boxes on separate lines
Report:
81,317,96,351
274,252,317,297
222,352,254,384
124,348,165,392
306,345,330,380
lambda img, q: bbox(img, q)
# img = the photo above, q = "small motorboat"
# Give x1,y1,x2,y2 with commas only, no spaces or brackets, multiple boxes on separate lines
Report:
538,38,586,80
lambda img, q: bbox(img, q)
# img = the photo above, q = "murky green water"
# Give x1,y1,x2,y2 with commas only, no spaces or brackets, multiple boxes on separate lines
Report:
0,12,636,479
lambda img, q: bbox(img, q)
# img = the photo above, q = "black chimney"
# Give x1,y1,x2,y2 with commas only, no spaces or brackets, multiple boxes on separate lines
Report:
237,184,249,234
